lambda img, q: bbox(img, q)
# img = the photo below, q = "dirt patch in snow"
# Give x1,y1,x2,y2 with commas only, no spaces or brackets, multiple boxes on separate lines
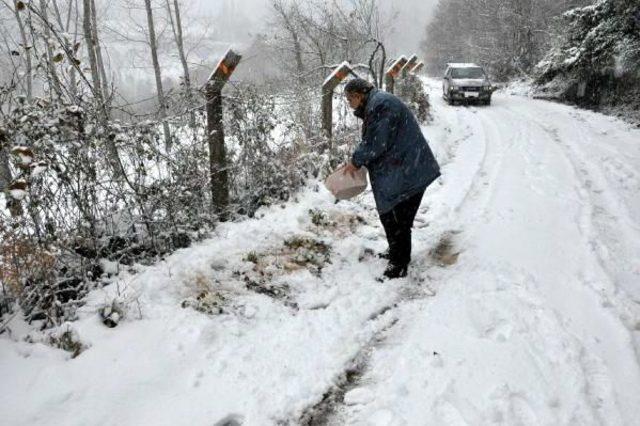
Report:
297,315,396,426
308,208,368,238
180,272,229,315
429,232,462,267
238,236,332,308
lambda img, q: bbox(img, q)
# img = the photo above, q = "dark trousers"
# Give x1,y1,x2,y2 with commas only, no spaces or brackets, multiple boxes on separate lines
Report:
379,189,425,267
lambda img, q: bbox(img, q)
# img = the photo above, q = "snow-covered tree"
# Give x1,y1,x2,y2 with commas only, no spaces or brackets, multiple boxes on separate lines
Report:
421,0,591,79
535,0,640,112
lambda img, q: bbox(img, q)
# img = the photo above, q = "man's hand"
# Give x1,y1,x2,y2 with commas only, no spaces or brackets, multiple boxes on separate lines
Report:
343,162,360,178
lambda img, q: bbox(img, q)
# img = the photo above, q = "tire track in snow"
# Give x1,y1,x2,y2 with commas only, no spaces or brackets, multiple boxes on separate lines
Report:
290,84,495,425
516,105,640,322
492,101,640,424
326,88,636,425
294,88,513,425
437,99,616,424
296,281,435,426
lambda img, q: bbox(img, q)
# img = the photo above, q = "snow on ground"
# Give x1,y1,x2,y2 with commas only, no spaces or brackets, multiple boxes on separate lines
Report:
2,79,640,426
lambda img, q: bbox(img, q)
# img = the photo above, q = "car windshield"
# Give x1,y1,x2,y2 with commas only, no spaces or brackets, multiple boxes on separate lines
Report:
451,67,485,79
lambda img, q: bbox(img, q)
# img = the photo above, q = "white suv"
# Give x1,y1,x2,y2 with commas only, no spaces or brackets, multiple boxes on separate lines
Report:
443,63,493,106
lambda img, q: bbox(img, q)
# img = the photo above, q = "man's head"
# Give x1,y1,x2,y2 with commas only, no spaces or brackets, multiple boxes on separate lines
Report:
344,78,374,109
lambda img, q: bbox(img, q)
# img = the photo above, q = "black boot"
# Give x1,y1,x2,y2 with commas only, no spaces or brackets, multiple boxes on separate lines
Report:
382,263,408,279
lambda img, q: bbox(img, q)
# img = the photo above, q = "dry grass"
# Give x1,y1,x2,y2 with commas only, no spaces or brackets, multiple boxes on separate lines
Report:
181,272,227,315
47,329,86,358
0,235,56,296
246,236,332,278
308,208,367,238
238,235,332,306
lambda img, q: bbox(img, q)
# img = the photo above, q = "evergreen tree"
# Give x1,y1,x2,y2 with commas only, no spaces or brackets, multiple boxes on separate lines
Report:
535,0,640,108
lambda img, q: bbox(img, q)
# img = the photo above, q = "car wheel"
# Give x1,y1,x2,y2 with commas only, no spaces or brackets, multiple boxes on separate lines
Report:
485,98,492,106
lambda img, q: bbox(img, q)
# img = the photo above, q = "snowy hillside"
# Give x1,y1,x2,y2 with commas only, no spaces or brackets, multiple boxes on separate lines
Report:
2,79,640,425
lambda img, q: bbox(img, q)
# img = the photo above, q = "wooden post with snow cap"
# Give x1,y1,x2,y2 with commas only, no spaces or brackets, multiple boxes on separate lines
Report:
412,61,425,74
322,61,352,146
205,48,241,219
384,56,408,94
401,54,419,79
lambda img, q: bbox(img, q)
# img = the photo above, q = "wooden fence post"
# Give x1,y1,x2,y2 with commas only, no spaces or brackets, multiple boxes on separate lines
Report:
401,54,419,79
321,61,352,149
204,48,241,219
384,56,408,94
412,62,425,74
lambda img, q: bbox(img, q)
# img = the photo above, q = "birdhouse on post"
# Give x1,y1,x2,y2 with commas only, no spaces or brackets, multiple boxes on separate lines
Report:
205,48,241,219
401,54,419,78
384,56,408,94
322,61,352,149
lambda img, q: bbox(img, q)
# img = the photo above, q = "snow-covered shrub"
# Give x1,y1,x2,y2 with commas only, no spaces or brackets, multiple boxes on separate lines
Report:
225,84,333,217
0,224,71,328
46,326,86,358
0,96,214,327
422,0,591,79
397,74,432,124
0,74,360,329
535,0,640,120
23,324,87,358
100,299,125,328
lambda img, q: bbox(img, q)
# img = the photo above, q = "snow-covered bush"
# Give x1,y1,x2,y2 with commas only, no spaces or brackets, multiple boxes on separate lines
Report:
0,81,352,327
535,0,640,120
99,299,126,328
422,0,591,79
397,75,432,124
225,84,336,217
22,324,87,358
46,326,86,358
0,96,213,327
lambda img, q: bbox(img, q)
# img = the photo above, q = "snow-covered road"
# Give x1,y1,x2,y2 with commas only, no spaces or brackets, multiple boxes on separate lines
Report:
334,80,640,425
2,80,640,426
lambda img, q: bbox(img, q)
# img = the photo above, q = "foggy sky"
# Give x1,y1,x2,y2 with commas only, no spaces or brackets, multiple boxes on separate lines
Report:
197,0,439,55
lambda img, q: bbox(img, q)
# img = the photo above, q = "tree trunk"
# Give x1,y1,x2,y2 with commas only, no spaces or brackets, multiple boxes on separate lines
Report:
206,86,228,219
70,0,79,99
0,143,12,194
166,0,196,130
144,0,172,152
39,0,64,97
82,0,124,179
0,132,22,217
52,0,80,99
90,0,110,107
14,5,33,101
82,0,102,104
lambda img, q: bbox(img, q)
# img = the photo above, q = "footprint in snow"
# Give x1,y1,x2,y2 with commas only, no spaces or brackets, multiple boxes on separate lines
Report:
213,414,244,426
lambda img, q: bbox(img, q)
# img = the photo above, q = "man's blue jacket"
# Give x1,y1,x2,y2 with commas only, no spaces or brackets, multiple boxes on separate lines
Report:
351,89,441,213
